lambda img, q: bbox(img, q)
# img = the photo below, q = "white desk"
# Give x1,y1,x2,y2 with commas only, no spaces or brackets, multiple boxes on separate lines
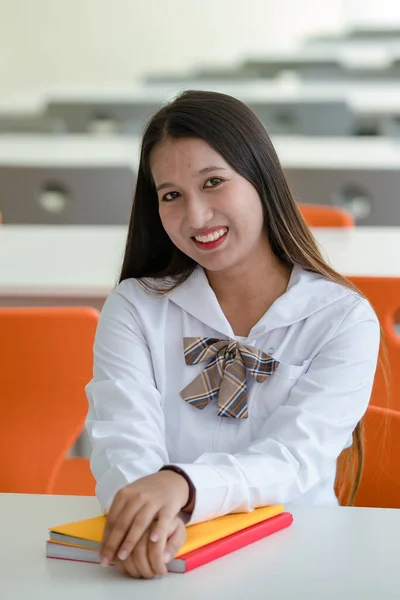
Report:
273,135,400,169
2,493,400,600
0,93,45,116
0,226,124,308
0,226,399,309
0,135,140,168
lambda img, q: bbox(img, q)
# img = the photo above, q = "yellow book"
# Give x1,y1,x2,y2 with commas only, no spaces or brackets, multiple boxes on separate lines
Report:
49,504,284,558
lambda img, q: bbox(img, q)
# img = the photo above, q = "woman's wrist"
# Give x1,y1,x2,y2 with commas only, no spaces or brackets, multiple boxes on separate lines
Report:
159,465,195,511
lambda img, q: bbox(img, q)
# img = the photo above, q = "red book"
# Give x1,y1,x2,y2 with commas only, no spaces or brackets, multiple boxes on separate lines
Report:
169,511,293,573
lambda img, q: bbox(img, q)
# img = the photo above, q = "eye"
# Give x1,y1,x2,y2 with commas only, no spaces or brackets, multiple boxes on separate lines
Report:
204,177,223,188
162,191,181,202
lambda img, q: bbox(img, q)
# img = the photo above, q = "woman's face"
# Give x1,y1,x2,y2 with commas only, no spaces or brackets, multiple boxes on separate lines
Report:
151,136,269,275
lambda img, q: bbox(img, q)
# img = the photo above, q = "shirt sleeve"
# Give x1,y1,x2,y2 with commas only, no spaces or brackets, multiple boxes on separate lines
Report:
173,300,381,524
85,284,169,511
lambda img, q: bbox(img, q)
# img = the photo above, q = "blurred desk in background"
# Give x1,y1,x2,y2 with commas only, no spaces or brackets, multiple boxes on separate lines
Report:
42,81,400,137
2,135,400,226
0,135,139,167
1,225,400,309
0,226,124,310
0,136,139,225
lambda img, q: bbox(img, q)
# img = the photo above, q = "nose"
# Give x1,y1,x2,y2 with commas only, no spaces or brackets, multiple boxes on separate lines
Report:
185,193,214,231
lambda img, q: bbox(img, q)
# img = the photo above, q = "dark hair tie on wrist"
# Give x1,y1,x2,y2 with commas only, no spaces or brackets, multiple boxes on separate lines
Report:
159,465,195,511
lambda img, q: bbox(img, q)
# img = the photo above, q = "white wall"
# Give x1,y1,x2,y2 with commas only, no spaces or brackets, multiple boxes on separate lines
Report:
344,0,400,27
0,0,343,98
1,0,399,99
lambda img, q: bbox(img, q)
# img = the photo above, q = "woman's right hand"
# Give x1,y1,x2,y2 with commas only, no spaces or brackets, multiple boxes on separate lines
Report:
114,515,187,579
100,470,190,567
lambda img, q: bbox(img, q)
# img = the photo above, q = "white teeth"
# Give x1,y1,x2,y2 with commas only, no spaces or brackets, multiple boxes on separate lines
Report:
194,228,227,243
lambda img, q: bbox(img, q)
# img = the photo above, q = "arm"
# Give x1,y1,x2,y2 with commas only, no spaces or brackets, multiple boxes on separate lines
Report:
173,300,381,524
85,285,169,512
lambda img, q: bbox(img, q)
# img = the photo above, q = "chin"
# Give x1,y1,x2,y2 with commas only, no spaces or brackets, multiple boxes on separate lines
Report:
195,256,238,273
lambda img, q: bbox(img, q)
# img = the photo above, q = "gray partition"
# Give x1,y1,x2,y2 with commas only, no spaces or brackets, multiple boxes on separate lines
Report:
45,100,162,135
285,167,400,226
244,58,400,81
244,58,341,79
0,165,135,224
346,27,400,40
46,96,355,137
306,28,400,47
248,100,354,136
0,116,66,135
144,66,258,85
190,66,259,81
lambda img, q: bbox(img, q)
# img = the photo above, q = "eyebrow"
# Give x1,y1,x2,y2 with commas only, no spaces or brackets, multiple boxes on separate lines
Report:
155,166,227,192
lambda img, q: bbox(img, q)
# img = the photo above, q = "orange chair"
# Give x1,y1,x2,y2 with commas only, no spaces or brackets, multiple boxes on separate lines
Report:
349,277,400,412
298,203,354,228
354,406,400,508
0,307,98,495
51,457,96,495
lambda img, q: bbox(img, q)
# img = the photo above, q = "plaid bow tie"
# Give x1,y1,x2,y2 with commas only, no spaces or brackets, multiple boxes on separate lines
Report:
180,337,280,419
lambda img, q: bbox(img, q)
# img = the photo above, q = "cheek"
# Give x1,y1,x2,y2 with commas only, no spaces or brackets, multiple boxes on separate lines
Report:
159,206,184,239
228,194,264,231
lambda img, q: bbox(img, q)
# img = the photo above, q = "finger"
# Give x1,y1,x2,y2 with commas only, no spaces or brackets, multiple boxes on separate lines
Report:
100,491,126,543
114,558,128,575
148,507,177,544
100,496,126,553
131,534,157,580
117,555,142,579
164,519,187,564
147,514,177,576
116,505,160,561
100,501,144,565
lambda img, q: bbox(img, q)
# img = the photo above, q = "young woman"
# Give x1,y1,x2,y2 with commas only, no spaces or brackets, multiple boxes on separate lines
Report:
85,90,380,579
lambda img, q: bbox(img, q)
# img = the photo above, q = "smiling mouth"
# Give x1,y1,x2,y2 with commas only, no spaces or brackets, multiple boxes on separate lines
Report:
193,227,228,243
192,227,229,250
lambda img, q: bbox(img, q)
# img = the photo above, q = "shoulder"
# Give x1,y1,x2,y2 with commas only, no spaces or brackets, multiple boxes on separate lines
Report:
308,269,380,337
291,267,379,339
107,277,164,306
99,277,174,325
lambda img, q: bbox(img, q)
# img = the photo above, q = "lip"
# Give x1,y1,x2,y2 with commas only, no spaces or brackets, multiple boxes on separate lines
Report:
192,229,228,251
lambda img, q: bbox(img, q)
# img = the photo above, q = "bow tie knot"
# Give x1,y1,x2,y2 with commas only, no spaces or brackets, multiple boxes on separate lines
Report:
180,337,279,419
225,341,237,360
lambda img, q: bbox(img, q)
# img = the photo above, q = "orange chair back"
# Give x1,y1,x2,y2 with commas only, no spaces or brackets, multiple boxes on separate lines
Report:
51,457,96,496
355,406,400,508
349,277,400,412
299,203,354,228
0,307,98,494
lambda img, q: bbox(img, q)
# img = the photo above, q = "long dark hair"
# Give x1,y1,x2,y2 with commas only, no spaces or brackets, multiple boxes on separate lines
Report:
119,89,384,505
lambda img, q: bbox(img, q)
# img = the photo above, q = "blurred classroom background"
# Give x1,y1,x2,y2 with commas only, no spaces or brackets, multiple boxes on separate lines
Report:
1,0,400,507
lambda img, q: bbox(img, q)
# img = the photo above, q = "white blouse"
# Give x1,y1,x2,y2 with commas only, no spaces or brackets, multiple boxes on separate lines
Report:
85,265,380,524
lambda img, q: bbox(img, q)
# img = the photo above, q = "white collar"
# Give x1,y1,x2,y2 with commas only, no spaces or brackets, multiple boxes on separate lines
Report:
167,265,351,338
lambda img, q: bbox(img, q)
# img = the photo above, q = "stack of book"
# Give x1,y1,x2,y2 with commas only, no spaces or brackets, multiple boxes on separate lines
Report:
46,504,293,573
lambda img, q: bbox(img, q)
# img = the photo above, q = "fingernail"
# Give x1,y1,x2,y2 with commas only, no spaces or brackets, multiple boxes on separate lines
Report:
164,552,172,563
100,557,110,567
118,549,128,561
150,532,160,542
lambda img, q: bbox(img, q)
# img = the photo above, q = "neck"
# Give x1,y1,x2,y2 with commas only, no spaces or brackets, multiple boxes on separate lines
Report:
206,248,291,305
204,243,292,337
